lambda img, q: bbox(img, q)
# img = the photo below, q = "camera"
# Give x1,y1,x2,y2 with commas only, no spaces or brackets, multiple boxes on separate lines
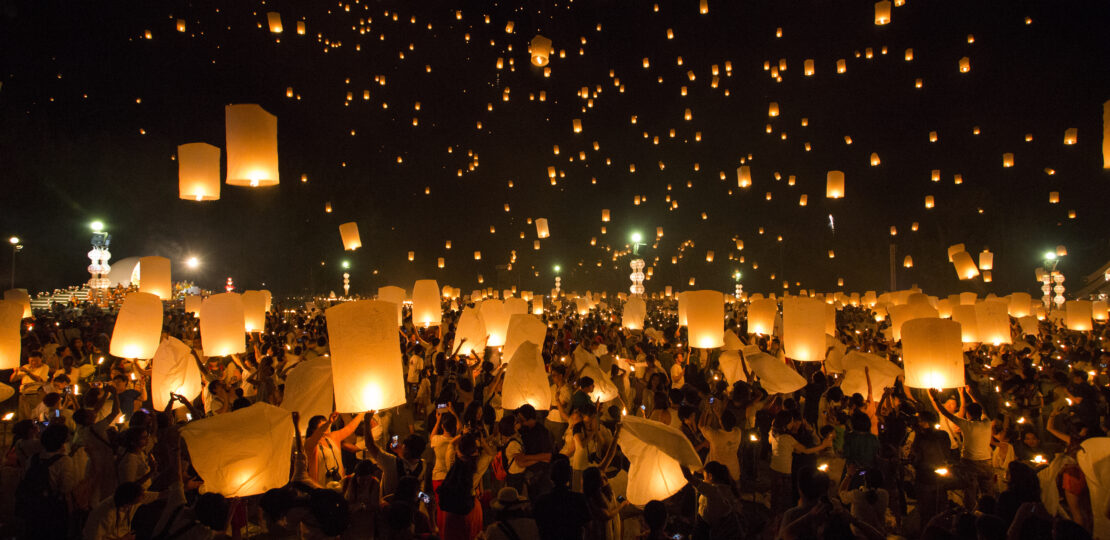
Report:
418,491,431,504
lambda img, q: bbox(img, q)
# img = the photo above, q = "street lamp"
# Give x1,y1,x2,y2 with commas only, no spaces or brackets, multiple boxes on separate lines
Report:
629,232,646,296
9,237,22,289
87,221,111,294
553,264,561,296
185,256,200,269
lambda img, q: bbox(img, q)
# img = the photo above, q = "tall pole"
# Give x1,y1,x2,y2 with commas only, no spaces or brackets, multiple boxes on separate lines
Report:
10,246,15,289
889,242,896,291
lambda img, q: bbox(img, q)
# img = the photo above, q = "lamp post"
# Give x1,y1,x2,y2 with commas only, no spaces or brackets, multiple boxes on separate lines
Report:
341,260,351,297
1040,252,1063,310
8,235,21,288
86,221,111,301
553,265,561,296
629,232,646,296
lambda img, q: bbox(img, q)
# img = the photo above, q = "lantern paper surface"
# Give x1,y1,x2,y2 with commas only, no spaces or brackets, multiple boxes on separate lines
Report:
339,222,362,250
718,351,745,385
747,298,777,335
2,290,30,319
1065,300,1093,331
480,299,510,347
951,251,979,280
501,341,551,410
454,307,487,356
535,218,550,238
902,318,965,389
502,314,547,365
138,256,172,300
178,143,221,201
782,297,825,361
1009,292,1032,318
1092,300,1108,321
676,292,688,326
411,280,442,327
184,295,202,314
504,297,528,318
110,292,163,359
950,305,979,343
0,301,23,370
151,337,203,410
326,300,406,412
685,290,724,348
241,290,267,333
840,352,903,400
623,296,646,330
280,357,334,433
826,170,845,198
888,302,939,342
974,300,1011,345
225,104,279,187
618,416,702,505
181,403,293,497
746,351,806,394
377,286,405,324
200,293,246,356
266,12,283,33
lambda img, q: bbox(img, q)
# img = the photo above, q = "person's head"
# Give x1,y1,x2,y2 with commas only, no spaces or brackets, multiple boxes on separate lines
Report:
919,409,939,429
826,386,844,403
516,404,537,426
260,488,295,524
677,404,698,424
1022,429,1041,449
40,423,68,452
550,364,566,384
41,392,62,410
943,395,959,413
1007,461,1041,498
399,434,426,461
850,411,871,433
11,419,37,441
643,500,667,532
455,432,480,459
441,412,459,436
578,376,595,394
122,426,149,453
114,481,144,508
498,415,516,438
582,466,604,496
550,454,572,488
306,415,328,437
112,374,129,393
702,461,732,486
720,410,737,432
967,402,983,421
772,410,793,434
27,351,43,368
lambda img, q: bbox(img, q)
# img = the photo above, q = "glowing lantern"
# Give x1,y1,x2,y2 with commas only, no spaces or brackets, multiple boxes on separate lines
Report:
947,244,966,262
978,250,993,271
0,301,23,369
959,292,977,306
110,292,163,359
1057,245,1068,257
377,286,405,325
200,293,246,357
951,251,979,280
975,300,1011,345
184,295,202,315
535,218,550,238
870,153,880,166
902,318,964,388
454,307,487,356
623,297,646,330
503,314,547,365
437,258,445,269
225,104,279,187
180,403,293,497
326,300,405,412
618,416,702,505
1104,100,1110,168
296,21,305,35
959,57,970,73
502,341,552,410
737,166,751,188
334,222,363,252
411,280,441,327
138,256,172,300
240,290,267,333
2,290,30,318
1064,128,1077,145
529,35,552,67
837,59,846,73
874,1,891,24
699,0,708,14
748,298,777,335
573,119,582,133
480,299,510,347
706,251,715,263
1002,153,1014,168
782,297,825,361
1091,300,1108,321
686,291,724,348
151,337,203,410
826,171,845,198
178,143,221,201
1008,293,1032,318
601,209,610,222
768,102,779,117
950,305,980,344
1066,300,1093,331
904,255,913,268
266,12,283,33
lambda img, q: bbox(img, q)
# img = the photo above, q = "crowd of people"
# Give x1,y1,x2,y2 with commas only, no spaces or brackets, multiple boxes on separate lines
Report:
1,290,1108,540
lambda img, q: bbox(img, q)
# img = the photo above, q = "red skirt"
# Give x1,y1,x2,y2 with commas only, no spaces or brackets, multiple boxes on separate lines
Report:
441,497,483,540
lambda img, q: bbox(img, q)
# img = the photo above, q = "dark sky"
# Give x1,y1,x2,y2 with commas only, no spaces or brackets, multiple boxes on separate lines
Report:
2,0,1108,298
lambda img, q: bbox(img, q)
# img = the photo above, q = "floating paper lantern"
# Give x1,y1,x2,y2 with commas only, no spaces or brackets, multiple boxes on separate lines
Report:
975,300,1011,345
978,250,993,271
1066,300,1093,331
706,251,714,263
870,153,880,166
950,305,980,344
296,21,305,34
110,292,163,359
1002,153,1014,168
178,143,221,201
1104,101,1110,168
826,171,845,198
480,299,510,347
925,195,935,208
2,290,31,318
529,35,552,67
1048,191,1060,204
737,166,751,188
0,301,23,370
181,403,293,497
138,256,171,300
623,296,646,330
782,297,825,361
241,290,267,333
535,218,550,238
326,300,405,412
200,293,246,357
176,19,186,32
377,286,405,324
573,119,582,133
747,298,777,335
1008,292,1032,318
618,416,702,506
837,59,846,73
502,314,547,365
959,56,970,73
225,104,279,187
768,102,779,117
902,318,964,388
1064,128,1077,145
874,0,891,24
951,251,979,280
686,291,724,348
1091,300,1108,321
184,295,202,315
151,337,203,410
266,12,283,33
1056,245,1068,257
411,280,442,327
339,222,362,250
454,307,487,356
502,341,552,410
904,255,913,268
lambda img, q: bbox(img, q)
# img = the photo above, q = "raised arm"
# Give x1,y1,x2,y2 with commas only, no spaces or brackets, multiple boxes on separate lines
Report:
93,387,121,431
928,389,960,425
328,413,364,444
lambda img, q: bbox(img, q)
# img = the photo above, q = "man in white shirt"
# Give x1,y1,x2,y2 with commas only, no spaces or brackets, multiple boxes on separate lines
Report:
930,387,994,511
11,351,50,420
545,365,572,443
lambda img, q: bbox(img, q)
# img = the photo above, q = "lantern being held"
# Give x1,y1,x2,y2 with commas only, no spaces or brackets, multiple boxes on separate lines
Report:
623,296,646,330
782,297,826,361
2,290,30,318
200,293,246,357
377,286,405,324
480,299,510,347
110,292,163,359
1066,300,1093,331
0,301,24,369
902,318,965,389
138,256,172,300
974,300,1011,345
618,416,702,505
151,337,203,410
339,222,362,250
686,290,724,348
178,143,221,201
326,300,406,412
502,341,552,410
411,280,442,327
180,403,293,497
225,104,279,187
747,298,777,335
241,290,268,333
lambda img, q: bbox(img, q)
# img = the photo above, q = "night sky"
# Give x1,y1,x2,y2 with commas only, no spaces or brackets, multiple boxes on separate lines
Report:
2,0,1108,298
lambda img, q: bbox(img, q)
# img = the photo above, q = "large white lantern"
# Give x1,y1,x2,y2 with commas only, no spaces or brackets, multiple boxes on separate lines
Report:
138,256,172,300
501,341,552,410
902,318,965,389
0,301,23,369
745,351,806,394
225,104,279,187
377,286,405,324
504,297,528,317
151,337,203,410
339,222,362,251
2,290,30,319
950,304,980,344
178,143,221,201
503,314,547,363
747,298,777,335
622,297,646,330
454,307,487,357
975,300,1011,345
1066,300,1093,331
480,299,510,347
200,293,246,357
110,292,163,359
326,300,406,412
181,403,293,497
280,357,334,433
411,280,442,327
618,416,703,505
1008,292,1032,318
241,290,268,333
685,290,724,348
782,297,825,361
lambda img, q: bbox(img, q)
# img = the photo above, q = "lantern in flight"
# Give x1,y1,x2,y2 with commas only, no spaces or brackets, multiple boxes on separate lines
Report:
110,292,163,359
200,293,246,356
339,223,362,250
326,300,406,412
138,256,172,300
826,171,845,198
178,143,221,201
783,297,825,361
225,104,279,187
529,35,552,67
902,318,965,389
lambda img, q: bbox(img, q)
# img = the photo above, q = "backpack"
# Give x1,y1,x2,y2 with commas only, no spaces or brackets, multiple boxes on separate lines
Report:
435,459,475,515
492,438,520,482
15,453,68,536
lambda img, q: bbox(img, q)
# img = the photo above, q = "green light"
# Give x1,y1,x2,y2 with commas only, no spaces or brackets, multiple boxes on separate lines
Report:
553,265,561,273
341,260,351,269
630,232,643,244
1044,252,1056,261
90,221,105,232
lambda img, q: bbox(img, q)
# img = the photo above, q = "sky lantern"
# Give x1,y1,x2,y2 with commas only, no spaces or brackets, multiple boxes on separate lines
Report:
378,286,405,325
0,301,22,369
601,209,610,222
240,290,267,333
573,119,582,133
1049,191,1059,204
480,299,510,347
339,222,362,250
959,57,970,73
950,304,980,344
618,416,702,506
782,297,825,361
837,59,846,73
326,300,405,412
138,256,172,300
1091,300,1108,321
1064,128,1077,145
535,218,550,238
874,1,891,24
870,153,880,166
902,318,965,389
502,314,547,365
412,279,442,327
951,251,979,280
178,143,221,201
975,300,1012,345
502,341,552,410
454,306,487,356
978,249,993,270
1066,300,1093,331
1002,152,1014,167
768,102,779,117
529,35,552,66
904,255,913,268
1103,100,1110,167
804,59,814,76
1009,292,1032,318
2,290,31,318
699,0,708,14
748,298,777,335
266,12,283,33
151,337,203,410
200,293,246,357
737,166,751,188
686,290,724,348
296,21,305,35
504,297,528,317
225,104,279,187
826,170,845,198
184,295,202,315
109,292,163,359
181,403,292,498
623,296,646,330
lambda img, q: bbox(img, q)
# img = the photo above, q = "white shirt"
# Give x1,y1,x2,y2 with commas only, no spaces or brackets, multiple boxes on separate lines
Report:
953,416,993,461
769,432,798,474
703,427,743,481
431,434,456,481
547,384,571,423
17,364,50,394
